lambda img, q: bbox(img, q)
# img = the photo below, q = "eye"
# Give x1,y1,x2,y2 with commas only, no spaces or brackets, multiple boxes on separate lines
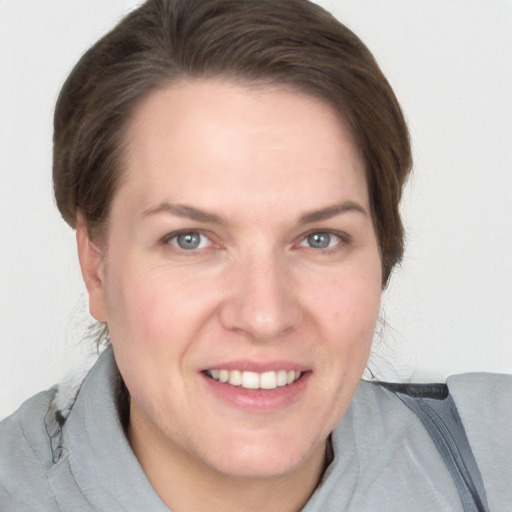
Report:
300,232,341,249
168,231,211,250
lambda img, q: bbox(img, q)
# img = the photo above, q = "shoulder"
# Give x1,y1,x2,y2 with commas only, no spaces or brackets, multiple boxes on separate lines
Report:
0,367,89,511
0,388,57,467
446,372,512,446
0,388,61,510
365,372,512,512
447,371,512,410
315,380,467,511
447,372,512,511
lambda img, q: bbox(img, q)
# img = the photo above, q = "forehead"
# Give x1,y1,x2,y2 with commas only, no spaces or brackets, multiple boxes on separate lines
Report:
117,79,368,218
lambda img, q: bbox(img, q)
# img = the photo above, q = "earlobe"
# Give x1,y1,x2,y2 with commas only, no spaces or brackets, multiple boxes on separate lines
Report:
76,223,108,323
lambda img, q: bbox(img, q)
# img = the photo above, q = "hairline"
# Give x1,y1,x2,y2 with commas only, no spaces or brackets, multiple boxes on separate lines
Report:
89,74,371,246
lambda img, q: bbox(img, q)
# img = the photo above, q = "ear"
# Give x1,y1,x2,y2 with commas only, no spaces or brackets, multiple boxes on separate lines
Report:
76,221,108,323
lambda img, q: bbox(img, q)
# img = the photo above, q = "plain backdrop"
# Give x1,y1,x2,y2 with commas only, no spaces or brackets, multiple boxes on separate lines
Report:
1,0,511,420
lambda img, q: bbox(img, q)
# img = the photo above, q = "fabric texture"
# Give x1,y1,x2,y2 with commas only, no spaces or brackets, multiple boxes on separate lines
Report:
1,346,511,511
378,383,489,511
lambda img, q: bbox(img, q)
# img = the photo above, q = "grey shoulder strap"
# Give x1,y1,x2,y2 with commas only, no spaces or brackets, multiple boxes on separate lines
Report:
377,382,491,512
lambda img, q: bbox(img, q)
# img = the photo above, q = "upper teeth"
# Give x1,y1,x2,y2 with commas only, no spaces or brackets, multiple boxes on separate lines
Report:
206,369,302,390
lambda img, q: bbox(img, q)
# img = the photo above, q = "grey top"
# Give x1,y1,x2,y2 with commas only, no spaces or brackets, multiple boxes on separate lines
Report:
1,347,511,511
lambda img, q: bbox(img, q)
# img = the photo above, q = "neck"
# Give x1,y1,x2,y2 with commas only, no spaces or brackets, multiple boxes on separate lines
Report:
127,415,328,512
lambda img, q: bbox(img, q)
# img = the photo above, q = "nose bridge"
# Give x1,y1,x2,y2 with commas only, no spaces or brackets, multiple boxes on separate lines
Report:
221,246,301,339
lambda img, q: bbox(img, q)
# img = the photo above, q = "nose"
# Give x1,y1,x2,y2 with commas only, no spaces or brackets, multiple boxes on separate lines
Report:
219,252,303,341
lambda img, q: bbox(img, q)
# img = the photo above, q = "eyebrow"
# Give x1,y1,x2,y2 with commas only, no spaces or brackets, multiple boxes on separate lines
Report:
142,200,368,225
142,203,225,224
298,201,368,224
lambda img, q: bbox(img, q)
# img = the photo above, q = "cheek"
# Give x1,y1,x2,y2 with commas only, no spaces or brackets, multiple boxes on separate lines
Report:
311,269,381,329
101,256,168,347
103,260,216,348
305,265,381,373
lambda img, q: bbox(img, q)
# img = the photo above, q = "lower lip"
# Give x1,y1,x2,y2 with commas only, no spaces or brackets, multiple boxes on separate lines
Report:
200,372,311,412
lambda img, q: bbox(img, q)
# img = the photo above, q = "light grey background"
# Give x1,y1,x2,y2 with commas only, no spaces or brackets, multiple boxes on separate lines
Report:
1,0,511,420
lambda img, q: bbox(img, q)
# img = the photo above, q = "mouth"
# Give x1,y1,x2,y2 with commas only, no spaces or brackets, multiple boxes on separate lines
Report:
203,369,303,390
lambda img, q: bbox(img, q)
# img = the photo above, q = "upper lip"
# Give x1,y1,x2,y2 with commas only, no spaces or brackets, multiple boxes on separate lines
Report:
200,360,310,373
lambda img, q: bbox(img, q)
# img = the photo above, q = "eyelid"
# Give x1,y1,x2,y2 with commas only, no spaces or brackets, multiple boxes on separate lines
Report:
159,228,351,253
296,229,351,250
161,229,217,250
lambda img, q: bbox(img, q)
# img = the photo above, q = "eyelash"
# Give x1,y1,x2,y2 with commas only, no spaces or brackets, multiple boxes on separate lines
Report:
298,230,351,254
162,230,216,252
160,229,351,254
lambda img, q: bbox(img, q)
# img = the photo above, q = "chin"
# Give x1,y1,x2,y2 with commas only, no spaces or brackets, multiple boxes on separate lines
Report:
198,430,326,479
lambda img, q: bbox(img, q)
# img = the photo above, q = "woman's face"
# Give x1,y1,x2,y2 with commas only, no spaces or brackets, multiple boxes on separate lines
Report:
82,80,382,479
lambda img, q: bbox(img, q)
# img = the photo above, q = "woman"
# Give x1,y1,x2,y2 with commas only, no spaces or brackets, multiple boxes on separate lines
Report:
1,0,510,511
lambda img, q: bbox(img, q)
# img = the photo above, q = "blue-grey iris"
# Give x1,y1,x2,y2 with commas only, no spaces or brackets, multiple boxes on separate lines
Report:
307,232,331,249
177,232,201,249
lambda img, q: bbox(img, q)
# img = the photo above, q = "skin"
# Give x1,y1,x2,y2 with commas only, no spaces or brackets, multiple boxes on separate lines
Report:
77,79,383,512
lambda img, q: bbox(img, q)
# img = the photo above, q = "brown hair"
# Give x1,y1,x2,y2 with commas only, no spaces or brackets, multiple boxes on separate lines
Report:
53,0,411,285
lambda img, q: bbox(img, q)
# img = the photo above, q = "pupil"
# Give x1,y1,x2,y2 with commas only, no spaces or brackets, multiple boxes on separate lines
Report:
308,232,331,249
177,232,200,249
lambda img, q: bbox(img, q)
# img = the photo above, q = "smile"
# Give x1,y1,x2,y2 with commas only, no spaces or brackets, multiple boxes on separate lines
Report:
205,369,302,390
